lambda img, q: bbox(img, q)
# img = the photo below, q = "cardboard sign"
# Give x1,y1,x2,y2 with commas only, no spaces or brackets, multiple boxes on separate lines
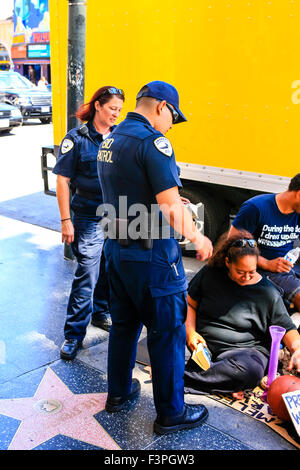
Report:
282,391,300,438
209,387,300,449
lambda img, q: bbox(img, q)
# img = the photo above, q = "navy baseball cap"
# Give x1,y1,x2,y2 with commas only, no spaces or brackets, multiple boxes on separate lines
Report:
136,80,187,124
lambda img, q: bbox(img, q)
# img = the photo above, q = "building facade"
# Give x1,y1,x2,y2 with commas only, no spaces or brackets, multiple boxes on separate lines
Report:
0,18,14,70
11,0,50,84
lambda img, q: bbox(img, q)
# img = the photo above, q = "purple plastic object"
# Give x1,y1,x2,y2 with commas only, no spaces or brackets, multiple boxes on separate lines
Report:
261,325,286,402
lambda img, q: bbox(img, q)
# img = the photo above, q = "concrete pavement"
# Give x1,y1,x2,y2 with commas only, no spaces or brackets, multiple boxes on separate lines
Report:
0,195,298,452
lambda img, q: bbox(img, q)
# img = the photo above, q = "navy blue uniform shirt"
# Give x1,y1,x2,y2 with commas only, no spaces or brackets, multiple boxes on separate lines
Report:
97,112,182,219
53,121,116,215
53,121,115,197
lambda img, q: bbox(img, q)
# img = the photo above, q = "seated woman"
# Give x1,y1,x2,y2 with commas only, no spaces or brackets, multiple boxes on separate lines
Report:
184,230,300,398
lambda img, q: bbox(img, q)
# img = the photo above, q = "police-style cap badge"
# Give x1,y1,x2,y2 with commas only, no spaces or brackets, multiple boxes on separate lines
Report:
136,81,187,124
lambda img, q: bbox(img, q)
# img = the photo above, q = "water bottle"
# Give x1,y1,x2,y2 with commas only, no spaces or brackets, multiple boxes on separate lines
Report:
284,246,300,264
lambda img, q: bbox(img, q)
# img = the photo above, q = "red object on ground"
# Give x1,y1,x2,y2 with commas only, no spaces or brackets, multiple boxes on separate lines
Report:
267,375,300,421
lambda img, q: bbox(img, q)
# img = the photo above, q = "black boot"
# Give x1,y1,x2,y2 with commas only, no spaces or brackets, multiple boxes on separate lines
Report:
105,379,141,412
60,339,82,360
154,404,208,435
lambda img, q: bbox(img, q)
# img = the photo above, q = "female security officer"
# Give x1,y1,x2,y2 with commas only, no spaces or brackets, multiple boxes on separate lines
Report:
97,81,213,434
53,86,125,360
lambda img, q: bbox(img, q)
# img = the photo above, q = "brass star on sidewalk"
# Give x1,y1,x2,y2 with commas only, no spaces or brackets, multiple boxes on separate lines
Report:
0,367,120,450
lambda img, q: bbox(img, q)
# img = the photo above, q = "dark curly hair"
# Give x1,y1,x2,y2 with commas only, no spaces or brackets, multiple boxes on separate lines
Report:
207,230,260,268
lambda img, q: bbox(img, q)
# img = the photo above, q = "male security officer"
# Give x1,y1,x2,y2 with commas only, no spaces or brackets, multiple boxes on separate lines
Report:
97,81,213,434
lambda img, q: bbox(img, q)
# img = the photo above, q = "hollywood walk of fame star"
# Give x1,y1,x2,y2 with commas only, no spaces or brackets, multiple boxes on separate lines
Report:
0,367,120,450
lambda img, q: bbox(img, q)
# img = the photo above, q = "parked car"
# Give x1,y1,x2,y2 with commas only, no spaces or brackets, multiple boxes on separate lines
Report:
0,71,52,124
0,102,23,133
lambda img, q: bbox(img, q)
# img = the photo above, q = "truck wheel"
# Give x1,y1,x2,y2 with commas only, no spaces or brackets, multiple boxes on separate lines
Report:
40,117,52,124
179,187,228,255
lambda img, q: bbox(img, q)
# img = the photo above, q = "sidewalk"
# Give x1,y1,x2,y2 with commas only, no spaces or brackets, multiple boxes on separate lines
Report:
0,193,297,451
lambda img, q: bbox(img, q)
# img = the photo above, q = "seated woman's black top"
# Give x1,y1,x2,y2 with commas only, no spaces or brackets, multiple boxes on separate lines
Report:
188,265,296,359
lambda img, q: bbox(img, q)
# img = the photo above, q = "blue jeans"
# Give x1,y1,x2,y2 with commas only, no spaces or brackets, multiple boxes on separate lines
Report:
258,263,300,304
64,212,108,342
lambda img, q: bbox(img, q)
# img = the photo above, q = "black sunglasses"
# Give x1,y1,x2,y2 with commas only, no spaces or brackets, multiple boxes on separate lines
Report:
166,102,179,124
230,239,257,248
102,87,124,97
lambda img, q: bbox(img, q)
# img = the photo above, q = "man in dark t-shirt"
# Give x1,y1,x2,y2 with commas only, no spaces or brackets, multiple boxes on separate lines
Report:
229,174,300,313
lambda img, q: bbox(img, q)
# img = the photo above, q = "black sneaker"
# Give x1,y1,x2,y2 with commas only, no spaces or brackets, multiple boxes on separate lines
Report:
60,339,82,361
105,379,141,412
154,404,208,435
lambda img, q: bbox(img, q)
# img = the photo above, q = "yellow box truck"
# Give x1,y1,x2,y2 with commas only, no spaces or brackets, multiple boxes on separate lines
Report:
46,0,299,243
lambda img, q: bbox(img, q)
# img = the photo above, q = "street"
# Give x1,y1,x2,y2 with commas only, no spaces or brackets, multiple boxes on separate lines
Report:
0,120,55,202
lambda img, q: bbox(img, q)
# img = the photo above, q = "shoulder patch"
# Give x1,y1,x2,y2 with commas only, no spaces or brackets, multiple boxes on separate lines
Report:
61,138,74,154
153,137,173,157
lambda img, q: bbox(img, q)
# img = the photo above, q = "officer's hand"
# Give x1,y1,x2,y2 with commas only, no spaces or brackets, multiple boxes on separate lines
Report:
186,330,207,352
195,235,213,261
61,219,74,245
265,257,293,273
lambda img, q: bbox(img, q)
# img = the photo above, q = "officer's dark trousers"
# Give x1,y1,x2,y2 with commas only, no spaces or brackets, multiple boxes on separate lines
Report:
64,212,108,342
104,238,187,418
184,348,268,395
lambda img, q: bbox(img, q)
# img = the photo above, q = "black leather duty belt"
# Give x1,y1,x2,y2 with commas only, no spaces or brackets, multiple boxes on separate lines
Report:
108,218,154,250
76,188,100,200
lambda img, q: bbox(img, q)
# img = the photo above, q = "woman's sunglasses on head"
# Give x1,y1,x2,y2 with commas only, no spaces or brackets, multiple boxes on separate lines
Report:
230,239,257,248
102,87,124,97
